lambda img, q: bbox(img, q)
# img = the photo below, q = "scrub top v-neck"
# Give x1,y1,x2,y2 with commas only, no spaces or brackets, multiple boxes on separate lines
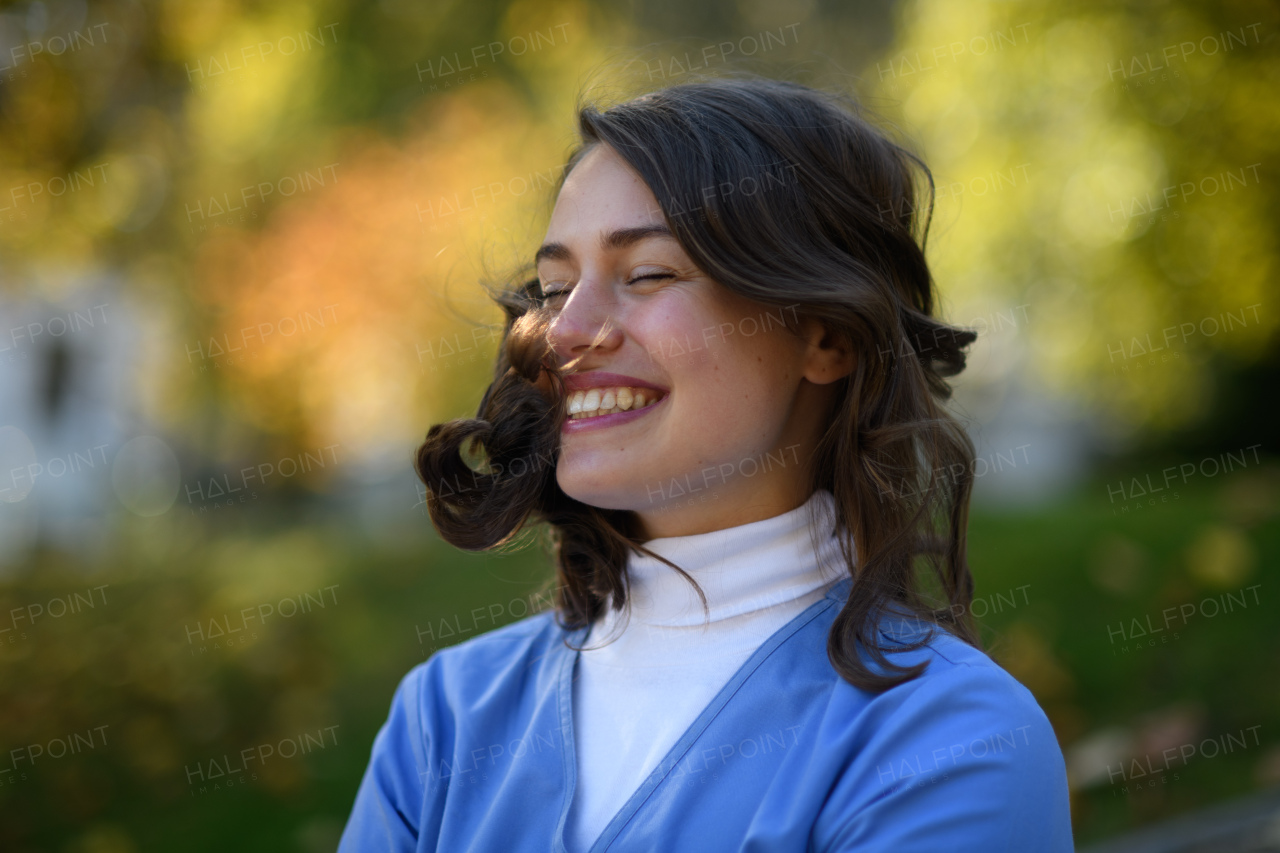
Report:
338,576,1075,851
553,578,841,853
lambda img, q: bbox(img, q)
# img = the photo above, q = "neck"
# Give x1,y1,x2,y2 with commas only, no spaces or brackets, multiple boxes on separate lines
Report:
635,480,819,539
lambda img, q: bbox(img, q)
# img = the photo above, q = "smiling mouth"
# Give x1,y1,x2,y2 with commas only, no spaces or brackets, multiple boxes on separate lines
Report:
564,385,667,420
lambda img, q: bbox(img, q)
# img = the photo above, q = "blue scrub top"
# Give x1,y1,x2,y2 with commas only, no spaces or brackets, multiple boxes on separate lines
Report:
338,577,1075,851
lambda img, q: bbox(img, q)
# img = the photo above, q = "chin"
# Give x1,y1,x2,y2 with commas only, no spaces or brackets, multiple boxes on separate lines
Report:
557,470,644,513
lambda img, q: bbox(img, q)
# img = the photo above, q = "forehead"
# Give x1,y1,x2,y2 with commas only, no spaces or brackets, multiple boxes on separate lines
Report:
546,145,663,236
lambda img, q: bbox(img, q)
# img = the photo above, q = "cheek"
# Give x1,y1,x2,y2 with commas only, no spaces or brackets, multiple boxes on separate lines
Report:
630,303,702,360
670,346,791,433
633,301,800,435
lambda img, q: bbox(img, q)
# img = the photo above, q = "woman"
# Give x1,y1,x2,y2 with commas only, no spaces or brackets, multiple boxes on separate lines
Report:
339,74,1074,851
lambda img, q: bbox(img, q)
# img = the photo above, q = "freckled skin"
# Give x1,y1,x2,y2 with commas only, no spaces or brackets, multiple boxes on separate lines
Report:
541,144,854,538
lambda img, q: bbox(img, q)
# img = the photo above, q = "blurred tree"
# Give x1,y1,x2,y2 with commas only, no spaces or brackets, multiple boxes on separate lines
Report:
866,0,1279,448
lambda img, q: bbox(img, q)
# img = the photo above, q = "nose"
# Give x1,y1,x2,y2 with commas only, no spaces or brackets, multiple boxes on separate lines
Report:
546,276,624,367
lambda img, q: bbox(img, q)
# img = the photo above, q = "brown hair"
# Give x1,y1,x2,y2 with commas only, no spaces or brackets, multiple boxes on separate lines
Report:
415,73,982,692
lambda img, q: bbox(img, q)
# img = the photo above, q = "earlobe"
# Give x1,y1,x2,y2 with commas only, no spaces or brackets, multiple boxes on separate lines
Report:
801,319,856,385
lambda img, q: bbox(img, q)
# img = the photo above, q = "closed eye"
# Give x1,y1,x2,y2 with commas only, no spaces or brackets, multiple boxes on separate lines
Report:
626,273,673,285
541,272,673,302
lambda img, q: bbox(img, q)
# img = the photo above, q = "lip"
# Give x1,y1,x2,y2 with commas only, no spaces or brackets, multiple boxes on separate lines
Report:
561,371,668,394
561,392,669,433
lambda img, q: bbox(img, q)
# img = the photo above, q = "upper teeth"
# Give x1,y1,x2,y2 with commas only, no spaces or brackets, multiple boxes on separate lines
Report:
565,386,664,419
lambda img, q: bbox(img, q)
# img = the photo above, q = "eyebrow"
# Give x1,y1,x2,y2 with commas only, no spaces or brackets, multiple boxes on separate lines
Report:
534,224,674,265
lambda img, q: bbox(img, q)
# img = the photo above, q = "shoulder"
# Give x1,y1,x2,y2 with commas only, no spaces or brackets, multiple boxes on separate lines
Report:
426,606,565,673
805,586,1049,728
808,602,1073,850
865,618,1048,726
828,604,1060,767
339,610,570,849
390,608,568,724
777,587,1062,779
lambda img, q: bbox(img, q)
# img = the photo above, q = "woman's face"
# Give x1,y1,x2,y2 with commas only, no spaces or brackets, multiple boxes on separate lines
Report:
538,144,850,538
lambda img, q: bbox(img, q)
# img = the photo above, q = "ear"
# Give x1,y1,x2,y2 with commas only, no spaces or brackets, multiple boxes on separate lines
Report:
799,317,856,385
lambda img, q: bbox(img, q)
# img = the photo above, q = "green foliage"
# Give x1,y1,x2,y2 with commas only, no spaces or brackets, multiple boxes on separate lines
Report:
872,0,1279,440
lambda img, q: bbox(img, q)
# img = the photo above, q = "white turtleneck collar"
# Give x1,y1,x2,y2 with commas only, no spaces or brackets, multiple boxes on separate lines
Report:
592,487,846,636
567,488,851,852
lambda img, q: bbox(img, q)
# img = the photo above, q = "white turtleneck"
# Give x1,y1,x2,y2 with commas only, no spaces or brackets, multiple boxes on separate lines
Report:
564,489,846,852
